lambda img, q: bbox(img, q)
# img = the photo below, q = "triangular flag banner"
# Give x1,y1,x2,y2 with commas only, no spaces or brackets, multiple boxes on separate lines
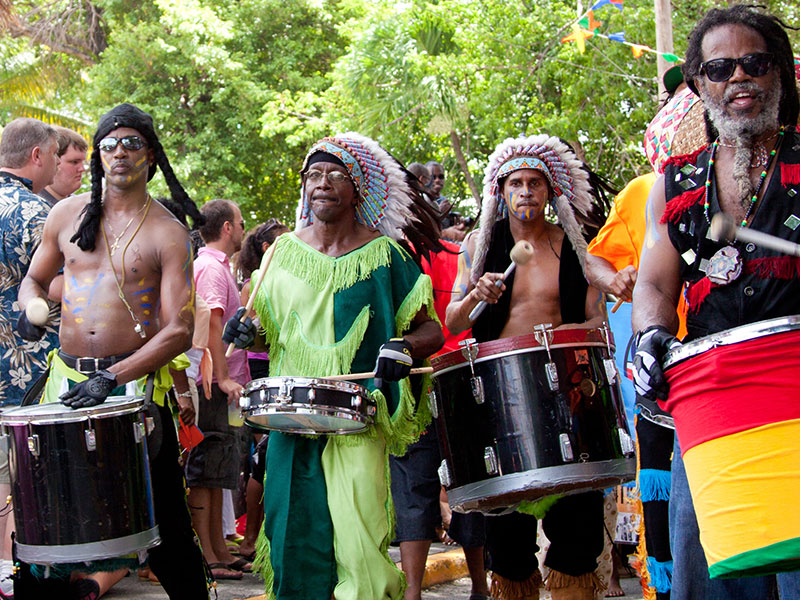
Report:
585,10,603,31
561,24,594,53
590,0,624,11
608,31,626,43
663,53,680,63
632,44,648,58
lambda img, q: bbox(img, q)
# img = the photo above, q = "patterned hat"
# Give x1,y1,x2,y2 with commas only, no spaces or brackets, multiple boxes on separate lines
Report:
296,132,418,241
471,134,593,284
644,86,703,173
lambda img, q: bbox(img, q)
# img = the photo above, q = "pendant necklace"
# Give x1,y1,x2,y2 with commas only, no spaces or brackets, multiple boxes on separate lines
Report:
703,126,784,285
101,195,153,338
104,199,149,256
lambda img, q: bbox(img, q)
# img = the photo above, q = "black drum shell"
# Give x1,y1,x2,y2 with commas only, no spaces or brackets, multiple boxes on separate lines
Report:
2,400,157,558
433,333,636,513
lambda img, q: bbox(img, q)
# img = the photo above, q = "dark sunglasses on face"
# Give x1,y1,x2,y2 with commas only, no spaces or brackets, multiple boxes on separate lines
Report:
700,52,773,83
98,136,146,152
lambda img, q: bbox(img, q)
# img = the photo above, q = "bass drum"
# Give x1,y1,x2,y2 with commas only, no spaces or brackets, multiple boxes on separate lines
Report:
0,397,159,564
432,326,636,513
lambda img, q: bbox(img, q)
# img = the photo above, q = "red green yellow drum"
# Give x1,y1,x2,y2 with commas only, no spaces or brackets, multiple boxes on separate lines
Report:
663,316,800,579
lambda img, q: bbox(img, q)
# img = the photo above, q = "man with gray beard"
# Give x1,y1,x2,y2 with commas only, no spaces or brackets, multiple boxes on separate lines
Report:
630,6,800,600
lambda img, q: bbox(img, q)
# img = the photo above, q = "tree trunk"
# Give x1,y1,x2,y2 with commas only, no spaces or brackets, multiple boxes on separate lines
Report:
449,129,481,207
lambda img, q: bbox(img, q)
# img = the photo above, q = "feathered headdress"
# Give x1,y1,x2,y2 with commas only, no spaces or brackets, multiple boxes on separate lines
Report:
296,132,442,261
471,134,594,284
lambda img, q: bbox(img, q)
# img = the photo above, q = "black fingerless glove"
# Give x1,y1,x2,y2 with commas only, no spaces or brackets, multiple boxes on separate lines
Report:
374,338,413,388
16,311,46,342
222,307,256,349
632,325,682,401
60,370,118,409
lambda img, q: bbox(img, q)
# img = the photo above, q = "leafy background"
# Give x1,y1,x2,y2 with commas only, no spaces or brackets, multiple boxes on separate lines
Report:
2,0,799,224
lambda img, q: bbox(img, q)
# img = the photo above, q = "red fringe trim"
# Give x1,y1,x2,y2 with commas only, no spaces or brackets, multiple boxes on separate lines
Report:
663,146,709,170
781,163,800,187
660,187,705,224
745,256,800,279
685,277,715,313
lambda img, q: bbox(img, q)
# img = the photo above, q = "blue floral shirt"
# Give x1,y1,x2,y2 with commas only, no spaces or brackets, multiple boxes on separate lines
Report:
0,173,60,406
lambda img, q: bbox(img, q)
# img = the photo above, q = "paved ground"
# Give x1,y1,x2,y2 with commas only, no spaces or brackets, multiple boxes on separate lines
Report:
99,543,646,599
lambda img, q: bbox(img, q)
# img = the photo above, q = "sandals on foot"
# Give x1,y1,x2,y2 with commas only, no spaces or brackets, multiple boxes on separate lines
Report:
226,557,253,573
208,562,243,580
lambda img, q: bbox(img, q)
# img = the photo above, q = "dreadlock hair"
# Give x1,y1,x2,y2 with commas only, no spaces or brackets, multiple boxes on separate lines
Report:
682,5,799,140
237,218,288,281
71,103,205,252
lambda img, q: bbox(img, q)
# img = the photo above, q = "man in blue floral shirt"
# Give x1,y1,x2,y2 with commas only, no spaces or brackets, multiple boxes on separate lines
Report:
0,117,61,406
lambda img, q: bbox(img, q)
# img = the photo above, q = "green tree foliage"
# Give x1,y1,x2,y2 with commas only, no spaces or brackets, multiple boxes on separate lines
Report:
3,0,800,221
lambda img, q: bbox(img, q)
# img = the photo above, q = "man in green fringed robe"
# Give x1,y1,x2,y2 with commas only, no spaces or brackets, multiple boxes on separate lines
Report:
226,134,443,600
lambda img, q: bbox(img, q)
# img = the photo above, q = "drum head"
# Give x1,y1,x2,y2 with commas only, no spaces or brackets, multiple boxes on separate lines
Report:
0,397,144,425
246,409,369,435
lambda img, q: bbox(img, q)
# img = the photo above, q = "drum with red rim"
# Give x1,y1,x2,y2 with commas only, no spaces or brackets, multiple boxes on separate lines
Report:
432,326,636,513
663,315,800,579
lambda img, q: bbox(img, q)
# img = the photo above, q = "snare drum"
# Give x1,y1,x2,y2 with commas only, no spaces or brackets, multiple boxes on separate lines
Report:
432,326,636,513
241,377,376,435
0,397,159,564
664,315,800,579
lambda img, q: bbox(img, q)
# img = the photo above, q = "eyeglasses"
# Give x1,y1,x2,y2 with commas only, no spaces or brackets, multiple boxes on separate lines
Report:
305,169,351,184
700,52,773,83
98,136,146,152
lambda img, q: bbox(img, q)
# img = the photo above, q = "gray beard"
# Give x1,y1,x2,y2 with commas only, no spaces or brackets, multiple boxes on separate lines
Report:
702,80,781,207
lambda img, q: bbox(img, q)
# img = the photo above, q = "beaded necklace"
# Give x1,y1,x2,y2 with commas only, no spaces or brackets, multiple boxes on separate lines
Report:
703,126,785,228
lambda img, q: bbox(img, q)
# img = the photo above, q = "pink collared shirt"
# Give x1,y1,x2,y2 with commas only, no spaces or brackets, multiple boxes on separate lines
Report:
194,246,250,385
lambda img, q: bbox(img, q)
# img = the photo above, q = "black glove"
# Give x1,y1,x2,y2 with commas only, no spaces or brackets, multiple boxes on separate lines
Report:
222,307,256,349
632,325,682,401
374,338,413,388
60,369,118,409
16,311,46,342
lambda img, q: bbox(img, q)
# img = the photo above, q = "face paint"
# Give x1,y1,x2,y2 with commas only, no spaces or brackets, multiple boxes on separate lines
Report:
510,192,537,221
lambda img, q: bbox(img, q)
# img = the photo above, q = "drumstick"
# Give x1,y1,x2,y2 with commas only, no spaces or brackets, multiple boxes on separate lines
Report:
710,213,800,257
468,240,535,322
325,366,434,382
225,242,277,358
611,298,624,313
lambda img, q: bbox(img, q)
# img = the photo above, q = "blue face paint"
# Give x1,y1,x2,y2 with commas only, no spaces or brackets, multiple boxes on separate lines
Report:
509,191,537,221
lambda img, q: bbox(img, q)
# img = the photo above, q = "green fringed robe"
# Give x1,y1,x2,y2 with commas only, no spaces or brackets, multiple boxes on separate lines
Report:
252,233,436,600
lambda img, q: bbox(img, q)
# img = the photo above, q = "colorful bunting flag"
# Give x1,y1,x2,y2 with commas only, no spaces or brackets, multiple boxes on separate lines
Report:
631,44,648,58
608,31,626,43
561,23,594,54
590,0,624,12
578,10,603,32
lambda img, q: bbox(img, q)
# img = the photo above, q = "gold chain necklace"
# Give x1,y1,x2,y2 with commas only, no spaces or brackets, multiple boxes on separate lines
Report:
101,194,153,338
104,198,149,256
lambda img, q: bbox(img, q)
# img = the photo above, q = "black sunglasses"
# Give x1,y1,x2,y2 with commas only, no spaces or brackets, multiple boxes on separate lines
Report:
700,52,773,83
98,136,146,152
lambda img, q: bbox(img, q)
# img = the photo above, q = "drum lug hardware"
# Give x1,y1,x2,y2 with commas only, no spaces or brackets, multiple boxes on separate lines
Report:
459,338,480,377
239,395,250,409
367,403,376,416
483,446,499,475
438,459,452,488
545,362,559,391
0,433,8,454
535,324,556,367
84,429,97,452
350,395,361,410
27,434,40,457
145,416,155,435
471,376,485,404
618,429,635,455
559,433,574,462
429,387,439,418
133,421,146,444
276,379,294,404
604,358,618,383
307,388,316,404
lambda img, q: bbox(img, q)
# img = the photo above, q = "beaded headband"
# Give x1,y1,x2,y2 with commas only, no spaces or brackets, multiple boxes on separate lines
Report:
471,134,593,285
297,132,416,241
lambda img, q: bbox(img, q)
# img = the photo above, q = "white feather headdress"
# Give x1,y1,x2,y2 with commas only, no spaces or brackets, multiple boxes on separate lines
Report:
296,132,418,241
471,134,594,285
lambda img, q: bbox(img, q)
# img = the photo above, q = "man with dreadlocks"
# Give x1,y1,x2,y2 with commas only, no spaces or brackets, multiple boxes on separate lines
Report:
632,6,800,599
225,132,443,599
17,103,208,598
446,135,607,600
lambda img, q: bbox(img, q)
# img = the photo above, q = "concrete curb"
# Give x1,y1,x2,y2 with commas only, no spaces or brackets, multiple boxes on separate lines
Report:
239,549,469,600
